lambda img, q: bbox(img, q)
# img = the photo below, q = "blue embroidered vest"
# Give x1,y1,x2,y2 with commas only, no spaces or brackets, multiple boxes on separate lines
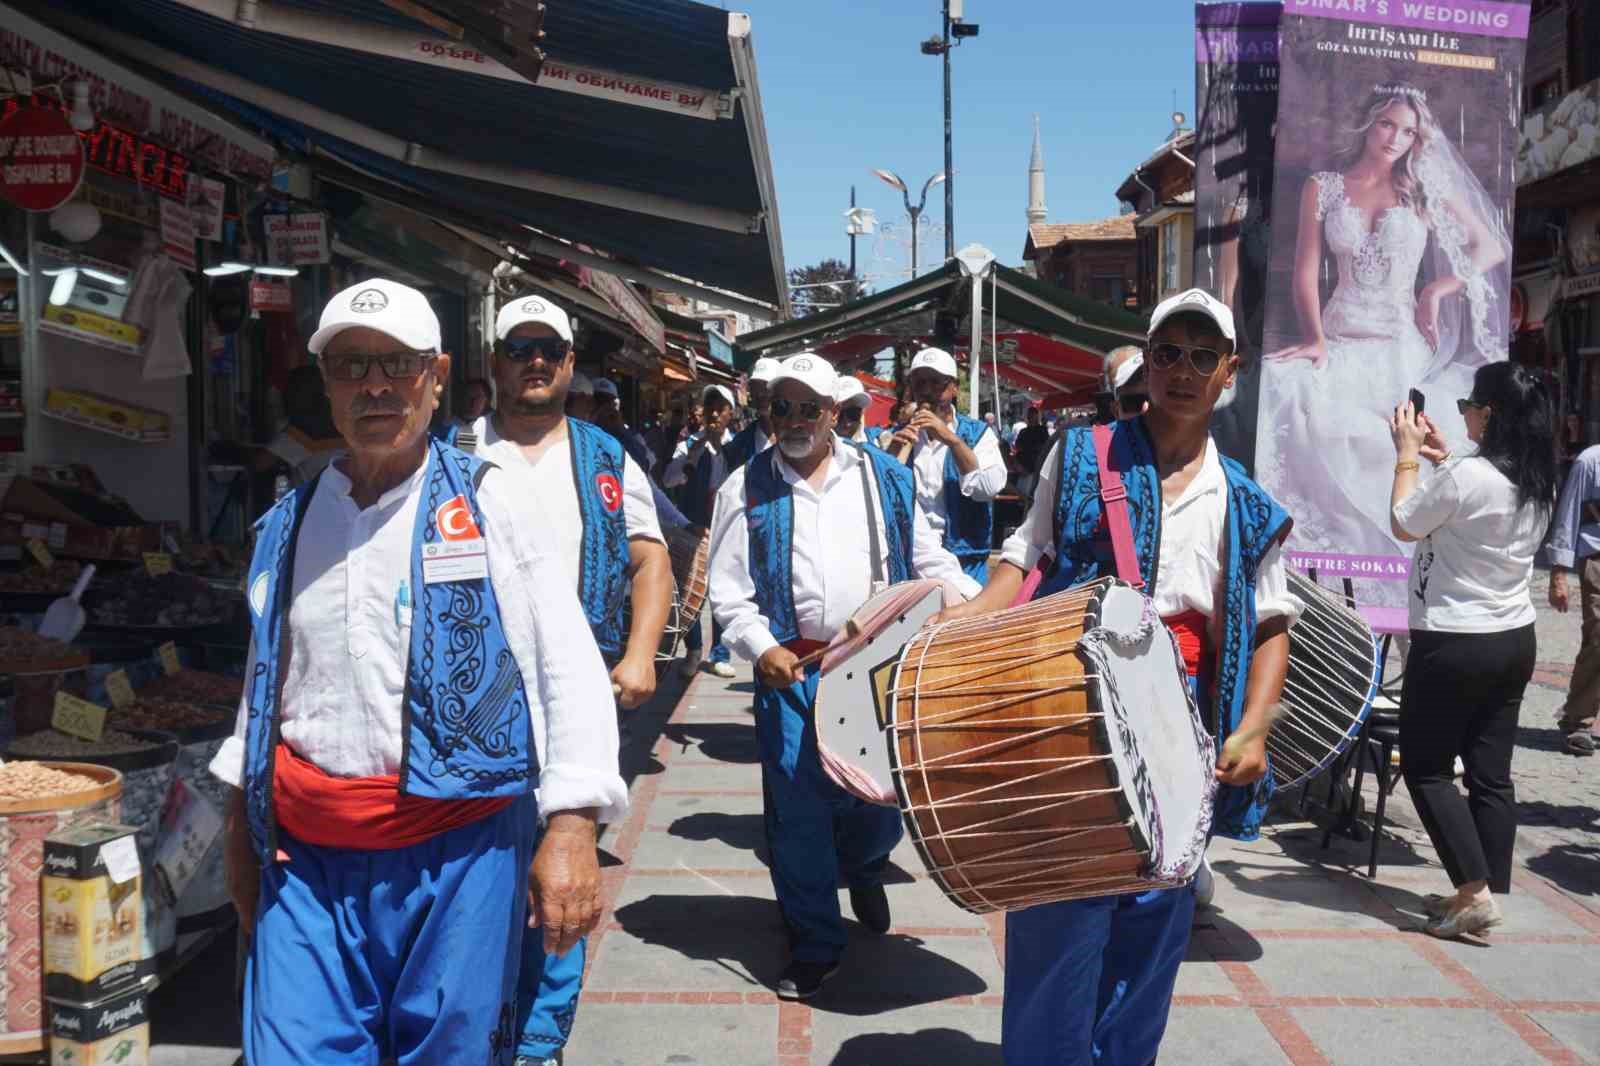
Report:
240,440,538,862
724,421,765,472
941,414,994,561
746,442,914,644
1042,418,1293,841
565,419,630,658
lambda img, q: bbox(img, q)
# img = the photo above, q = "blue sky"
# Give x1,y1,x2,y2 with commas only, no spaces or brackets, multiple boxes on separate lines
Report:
739,0,1201,290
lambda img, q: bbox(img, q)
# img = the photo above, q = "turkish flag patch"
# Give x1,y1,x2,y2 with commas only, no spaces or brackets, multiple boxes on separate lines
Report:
434,494,483,541
596,473,624,514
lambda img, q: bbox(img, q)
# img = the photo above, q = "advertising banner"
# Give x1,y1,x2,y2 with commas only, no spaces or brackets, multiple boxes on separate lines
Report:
1194,2,1282,473
1255,0,1528,587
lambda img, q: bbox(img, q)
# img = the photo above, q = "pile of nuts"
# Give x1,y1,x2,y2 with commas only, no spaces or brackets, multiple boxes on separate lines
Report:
90,572,232,628
7,729,163,758
0,761,101,800
115,699,229,733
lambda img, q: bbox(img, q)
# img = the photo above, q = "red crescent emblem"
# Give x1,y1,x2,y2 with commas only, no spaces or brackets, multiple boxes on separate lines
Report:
596,474,624,514
435,495,482,541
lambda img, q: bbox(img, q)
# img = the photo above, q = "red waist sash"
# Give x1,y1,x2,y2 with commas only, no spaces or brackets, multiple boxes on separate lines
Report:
1163,610,1211,679
272,744,515,850
781,638,828,658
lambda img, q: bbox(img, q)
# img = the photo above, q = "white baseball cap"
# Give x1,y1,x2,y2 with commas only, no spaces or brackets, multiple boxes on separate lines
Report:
1111,352,1146,392
701,383,737,408
592,377,619,399
1148,288,1236,345
750,357,782,384
909,347,959,380
770,352,837,400
496,294,573,343
832,375,872,410
309,278,441,355
569,371,594,396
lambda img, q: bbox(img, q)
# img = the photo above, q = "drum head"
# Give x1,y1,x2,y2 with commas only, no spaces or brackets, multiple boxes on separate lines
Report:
1082,583,1215,884
815,580,947,805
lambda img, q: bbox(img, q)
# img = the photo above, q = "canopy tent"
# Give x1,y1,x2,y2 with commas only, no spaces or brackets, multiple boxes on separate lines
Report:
736,259,1146,408
27,0,789,315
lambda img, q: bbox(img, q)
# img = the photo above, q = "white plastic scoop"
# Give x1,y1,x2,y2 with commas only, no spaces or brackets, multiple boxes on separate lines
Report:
37,564,95,643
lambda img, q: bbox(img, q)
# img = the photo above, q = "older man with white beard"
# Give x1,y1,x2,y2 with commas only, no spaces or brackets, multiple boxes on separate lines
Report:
707,353,979,1000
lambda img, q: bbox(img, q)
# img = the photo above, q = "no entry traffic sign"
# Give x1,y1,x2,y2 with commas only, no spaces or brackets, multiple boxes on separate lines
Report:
0,105,85,212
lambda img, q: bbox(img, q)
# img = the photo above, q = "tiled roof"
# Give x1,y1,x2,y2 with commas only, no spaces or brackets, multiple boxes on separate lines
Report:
1027,215,1138,248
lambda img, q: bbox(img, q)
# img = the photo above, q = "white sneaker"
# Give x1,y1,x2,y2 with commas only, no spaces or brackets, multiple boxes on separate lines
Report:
710,661,737,679
1193,854,1215,908
677,648,703,678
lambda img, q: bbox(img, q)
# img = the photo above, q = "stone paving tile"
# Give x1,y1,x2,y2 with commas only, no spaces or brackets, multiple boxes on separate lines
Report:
563,1003,777,1066
1289,1006,1550,1065
590,886,790,992
1526,1011,1600,1064
1162,1004,1293,1065
809,1003,1002,1065
1173,958,1242,998
651,788,767,821
1248,937,1463,999
630,815,771,870
1429,939,1600,1004
1201,865,1404,932
814,932,1002,1011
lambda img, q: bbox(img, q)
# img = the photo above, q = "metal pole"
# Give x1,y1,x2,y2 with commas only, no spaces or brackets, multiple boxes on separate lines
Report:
849,184,858,279
942,0,954,260
968,268,982,419
909,205,921,279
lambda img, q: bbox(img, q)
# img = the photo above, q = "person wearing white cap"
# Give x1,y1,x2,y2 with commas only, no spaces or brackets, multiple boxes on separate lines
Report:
215,279,625,1065
453,293,673,1065
887,347,1009,583
725,354,781,462
663,381,742,676
935,287,1298,1066
1106,345,1149,420
564,370,594,422
707,352,980,1001
831,374,873,444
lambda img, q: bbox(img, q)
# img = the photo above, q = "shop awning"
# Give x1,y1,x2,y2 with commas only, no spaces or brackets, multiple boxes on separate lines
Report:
29,0,788,312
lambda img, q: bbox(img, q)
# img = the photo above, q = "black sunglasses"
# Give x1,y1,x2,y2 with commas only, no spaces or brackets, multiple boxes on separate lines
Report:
770,397,825,422
1149,342,1225,376
501,335,571,362
1457,398,1488,414
322,350,435,382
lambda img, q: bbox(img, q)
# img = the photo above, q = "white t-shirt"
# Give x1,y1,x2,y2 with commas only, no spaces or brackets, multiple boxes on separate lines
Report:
1393,456,1545,633
472,416,664,586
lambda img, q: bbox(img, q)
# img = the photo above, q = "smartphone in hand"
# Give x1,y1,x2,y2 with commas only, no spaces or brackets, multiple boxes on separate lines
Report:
1408,388,1426,415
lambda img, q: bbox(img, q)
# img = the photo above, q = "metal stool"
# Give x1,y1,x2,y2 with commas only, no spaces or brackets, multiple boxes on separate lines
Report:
1321,702,1402,878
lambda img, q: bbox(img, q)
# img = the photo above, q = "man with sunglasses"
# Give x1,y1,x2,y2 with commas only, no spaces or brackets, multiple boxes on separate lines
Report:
935,287,1298,1066
832,374,873,443
708,352,980,1001
1106,345,1149,420
887,347,1010,583
459,295,673,1066
214,279,625,1066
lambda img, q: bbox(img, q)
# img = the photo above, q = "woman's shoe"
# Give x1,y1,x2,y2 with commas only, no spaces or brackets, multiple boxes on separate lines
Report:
1421,893,1452,919
1424,897,1502,940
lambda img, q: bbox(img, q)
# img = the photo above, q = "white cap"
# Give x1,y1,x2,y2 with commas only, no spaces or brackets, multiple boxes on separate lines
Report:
309,278,441,355
569,371,594,396
1148,288,1236,344
832,375,871,410
750,357,782,384
909,347,959,380
592,377,619,399
496,294,573,343
1111,352,1145,392
770,352,837,400
701,383,737,408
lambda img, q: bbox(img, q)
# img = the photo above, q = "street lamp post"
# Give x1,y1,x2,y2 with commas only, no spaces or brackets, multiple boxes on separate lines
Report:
870,168,946,279
922,3,978,262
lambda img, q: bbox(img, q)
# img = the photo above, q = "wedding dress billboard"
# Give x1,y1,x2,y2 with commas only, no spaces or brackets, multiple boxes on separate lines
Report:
1254,0,1528,588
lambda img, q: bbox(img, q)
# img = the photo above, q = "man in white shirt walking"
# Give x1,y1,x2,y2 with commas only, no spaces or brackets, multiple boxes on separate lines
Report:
708,353,979,1000
215,279,626,1065
1546,442,1600,756
664,383,740,677
886,347,1009,583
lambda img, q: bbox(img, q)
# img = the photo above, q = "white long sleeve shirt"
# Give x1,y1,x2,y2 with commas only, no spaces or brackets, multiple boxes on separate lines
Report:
1002,438,1301,628
708,438,982,665
209,457,628,824
911,414,1009,538
661,428,737,489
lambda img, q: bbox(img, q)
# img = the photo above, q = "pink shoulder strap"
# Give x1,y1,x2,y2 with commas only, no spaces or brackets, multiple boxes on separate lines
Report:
1092,423,1145,590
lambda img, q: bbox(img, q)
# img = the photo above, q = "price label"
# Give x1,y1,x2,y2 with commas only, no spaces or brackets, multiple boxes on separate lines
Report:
100,834,141,885
144,552,174,577
157,641,180,676
27,538,54,568
105,669,135,708
52,691,107,742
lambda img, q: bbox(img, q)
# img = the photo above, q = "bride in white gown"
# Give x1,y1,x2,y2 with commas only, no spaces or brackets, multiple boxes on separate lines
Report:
1259,83,1511,568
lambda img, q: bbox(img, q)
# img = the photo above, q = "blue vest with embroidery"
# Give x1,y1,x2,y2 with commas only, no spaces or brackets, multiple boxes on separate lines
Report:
565,419,630,658
239,440,538,862
745,442,914,645
724,422,764,472
941,414,995,561
1041,418,1293,841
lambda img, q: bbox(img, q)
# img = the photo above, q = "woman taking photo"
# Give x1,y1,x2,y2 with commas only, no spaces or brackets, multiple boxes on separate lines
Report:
1389,362,1554,939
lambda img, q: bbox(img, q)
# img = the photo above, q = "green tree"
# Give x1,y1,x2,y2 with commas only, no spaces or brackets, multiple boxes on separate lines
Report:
788,258,865,317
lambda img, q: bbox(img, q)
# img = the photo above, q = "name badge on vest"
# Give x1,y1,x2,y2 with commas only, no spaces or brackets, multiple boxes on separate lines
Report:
424,494,489,584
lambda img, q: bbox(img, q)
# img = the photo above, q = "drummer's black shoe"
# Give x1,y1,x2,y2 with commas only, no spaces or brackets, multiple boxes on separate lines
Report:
776,959,840,1000
849,883,892,935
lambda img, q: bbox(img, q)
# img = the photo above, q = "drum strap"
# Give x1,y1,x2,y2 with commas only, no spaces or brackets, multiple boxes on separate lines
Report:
1092,423,1144,590
859,455,886,593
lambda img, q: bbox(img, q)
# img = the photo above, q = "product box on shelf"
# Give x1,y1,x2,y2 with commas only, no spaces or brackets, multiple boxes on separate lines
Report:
48,987,149,1066
41,823,144,1002
41,389,171,443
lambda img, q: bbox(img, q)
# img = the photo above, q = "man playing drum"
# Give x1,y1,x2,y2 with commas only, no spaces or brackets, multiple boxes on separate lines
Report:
939,288,1299,1065
707,353,980,1000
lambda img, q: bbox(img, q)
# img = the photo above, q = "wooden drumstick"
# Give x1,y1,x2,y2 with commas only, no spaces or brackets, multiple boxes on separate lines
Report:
794,618,861,671
889,403,928,464
1219,703,1286,764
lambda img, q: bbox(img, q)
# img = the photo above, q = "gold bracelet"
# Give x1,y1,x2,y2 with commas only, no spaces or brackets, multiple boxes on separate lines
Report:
1395,460,1420,473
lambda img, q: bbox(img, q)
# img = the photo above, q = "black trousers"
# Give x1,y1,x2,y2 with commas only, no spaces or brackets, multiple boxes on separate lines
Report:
1398,624,1536,894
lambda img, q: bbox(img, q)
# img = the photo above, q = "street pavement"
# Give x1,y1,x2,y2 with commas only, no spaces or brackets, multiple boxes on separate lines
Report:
143,572,1599,1066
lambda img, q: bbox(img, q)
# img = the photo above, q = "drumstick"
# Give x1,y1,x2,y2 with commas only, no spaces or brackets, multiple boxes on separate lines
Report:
1219,702,1286,764
889,403,928,464
794,619,861,670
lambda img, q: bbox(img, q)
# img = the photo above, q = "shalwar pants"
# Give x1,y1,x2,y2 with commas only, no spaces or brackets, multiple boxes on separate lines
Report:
244,794,538,1065
756,670,904,963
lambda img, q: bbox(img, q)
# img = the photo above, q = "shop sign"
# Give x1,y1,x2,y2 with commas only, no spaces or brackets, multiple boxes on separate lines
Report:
0,104,84,211
191,176,226,242
264,213,330,265
159,198,196,272
1565,272,1600,301
578,264,666,354
79,118,191,199
82,181,157,227
248,278,293,313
